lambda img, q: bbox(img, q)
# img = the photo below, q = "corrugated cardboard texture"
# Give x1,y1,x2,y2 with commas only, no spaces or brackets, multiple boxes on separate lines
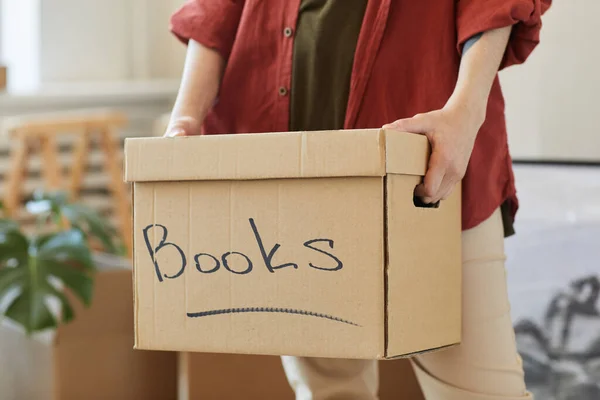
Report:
134,177,385,358
128,129,460,359
385,175,462,357
178,353,424,400
124,129,429,182
54,269,177,400
384,130,429,176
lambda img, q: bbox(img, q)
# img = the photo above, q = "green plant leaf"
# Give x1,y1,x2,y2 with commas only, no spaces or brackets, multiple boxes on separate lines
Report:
0,229,95,333
0,224,28,265
43,282,75,323
27,191,68,221
31,190,68,207
62,204,121,254
38,230,93,270
44,260,94,306
0,218,19,231
4,289,57,334
25,190,123,255
31,232,57,249
0,267,25,299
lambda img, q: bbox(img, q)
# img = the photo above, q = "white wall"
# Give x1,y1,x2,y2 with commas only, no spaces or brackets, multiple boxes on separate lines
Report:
500,0,600,161
146,0,187,79
41,0,131,81
0,0,41,90
1,0,186,86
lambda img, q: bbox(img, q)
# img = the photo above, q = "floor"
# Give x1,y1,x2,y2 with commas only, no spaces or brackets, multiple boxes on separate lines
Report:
506,164,600,400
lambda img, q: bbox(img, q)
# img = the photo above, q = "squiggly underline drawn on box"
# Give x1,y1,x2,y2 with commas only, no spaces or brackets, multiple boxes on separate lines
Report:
187,307,361,326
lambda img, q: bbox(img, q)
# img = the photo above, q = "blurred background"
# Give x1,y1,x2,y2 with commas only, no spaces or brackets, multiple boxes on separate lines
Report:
0,1,598,399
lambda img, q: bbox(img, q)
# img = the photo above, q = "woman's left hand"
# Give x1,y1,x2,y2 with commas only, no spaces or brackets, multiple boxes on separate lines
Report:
383,105,484,204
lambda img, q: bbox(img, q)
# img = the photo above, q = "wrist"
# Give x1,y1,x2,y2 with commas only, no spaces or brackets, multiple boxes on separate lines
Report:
171,94,213,127
444,90,487,130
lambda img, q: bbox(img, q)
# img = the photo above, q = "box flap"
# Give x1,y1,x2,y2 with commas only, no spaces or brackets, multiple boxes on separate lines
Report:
125,129,430,182
384,129,430,176
125,129,385,182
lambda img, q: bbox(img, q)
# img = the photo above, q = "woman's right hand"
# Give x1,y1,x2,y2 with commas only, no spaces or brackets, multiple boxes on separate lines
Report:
164,116,202,137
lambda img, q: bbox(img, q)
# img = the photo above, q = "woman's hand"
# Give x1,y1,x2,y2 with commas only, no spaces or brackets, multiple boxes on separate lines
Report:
383,104,484,204
384,25,512,204
164,116,202,137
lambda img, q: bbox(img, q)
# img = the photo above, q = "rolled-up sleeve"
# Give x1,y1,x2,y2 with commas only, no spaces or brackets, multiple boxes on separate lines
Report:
456,0,552,69
170,0,245,59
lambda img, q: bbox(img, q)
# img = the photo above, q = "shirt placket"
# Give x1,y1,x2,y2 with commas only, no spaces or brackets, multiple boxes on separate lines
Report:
344,0,391,129
275,0,301,132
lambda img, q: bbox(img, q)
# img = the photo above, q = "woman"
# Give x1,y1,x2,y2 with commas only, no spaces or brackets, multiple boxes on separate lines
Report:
166,1,551,398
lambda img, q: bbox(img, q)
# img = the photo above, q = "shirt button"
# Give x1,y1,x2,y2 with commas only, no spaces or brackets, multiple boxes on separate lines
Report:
278,87,288,96
283,27,293,38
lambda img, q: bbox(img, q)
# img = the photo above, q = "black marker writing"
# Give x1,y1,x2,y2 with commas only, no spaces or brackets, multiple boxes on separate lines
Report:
194,253,220,274
304,239,343,271
142,218,343,279
222,251,253,275
143,224,186,282
187,307,359,326
249,218,298,272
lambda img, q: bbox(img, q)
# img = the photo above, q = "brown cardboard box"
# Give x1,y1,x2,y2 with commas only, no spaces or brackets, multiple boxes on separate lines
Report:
179,353,424,400
125,129,461,359
379,359,425,399
178,353,294,400
0,265,177,400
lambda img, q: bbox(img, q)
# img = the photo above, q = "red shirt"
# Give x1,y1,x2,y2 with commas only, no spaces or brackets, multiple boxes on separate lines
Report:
170,0,551,231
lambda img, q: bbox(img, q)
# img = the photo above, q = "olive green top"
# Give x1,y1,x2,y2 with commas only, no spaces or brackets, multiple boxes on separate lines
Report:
290,0,367,131
289,0,515,237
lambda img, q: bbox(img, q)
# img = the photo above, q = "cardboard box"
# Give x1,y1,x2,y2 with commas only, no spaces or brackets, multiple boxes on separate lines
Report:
125,129,461,359
178,353,294,400
179,353,424,400
0,263,177,400
178,353,424,400
379,359,425,399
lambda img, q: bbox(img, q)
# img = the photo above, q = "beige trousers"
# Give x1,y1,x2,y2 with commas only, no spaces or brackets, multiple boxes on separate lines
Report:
281,209,531,399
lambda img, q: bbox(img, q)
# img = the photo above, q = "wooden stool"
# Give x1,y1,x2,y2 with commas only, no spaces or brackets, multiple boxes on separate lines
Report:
2,110,132,256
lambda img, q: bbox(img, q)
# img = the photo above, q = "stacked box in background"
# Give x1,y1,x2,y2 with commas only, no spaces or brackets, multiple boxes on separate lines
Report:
0,265,177,400
179,353,425,399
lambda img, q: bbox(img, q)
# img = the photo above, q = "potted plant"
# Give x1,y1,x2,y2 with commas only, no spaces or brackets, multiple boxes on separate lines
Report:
0,191,124,334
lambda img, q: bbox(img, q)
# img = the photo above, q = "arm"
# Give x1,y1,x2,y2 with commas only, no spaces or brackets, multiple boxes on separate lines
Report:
165,40,224,137
456,0,552,70
165,0,245,136
449,27,512,125
383,26,511,203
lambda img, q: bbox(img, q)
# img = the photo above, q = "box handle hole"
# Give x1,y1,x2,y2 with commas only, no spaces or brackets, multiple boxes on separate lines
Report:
413,194,440,209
